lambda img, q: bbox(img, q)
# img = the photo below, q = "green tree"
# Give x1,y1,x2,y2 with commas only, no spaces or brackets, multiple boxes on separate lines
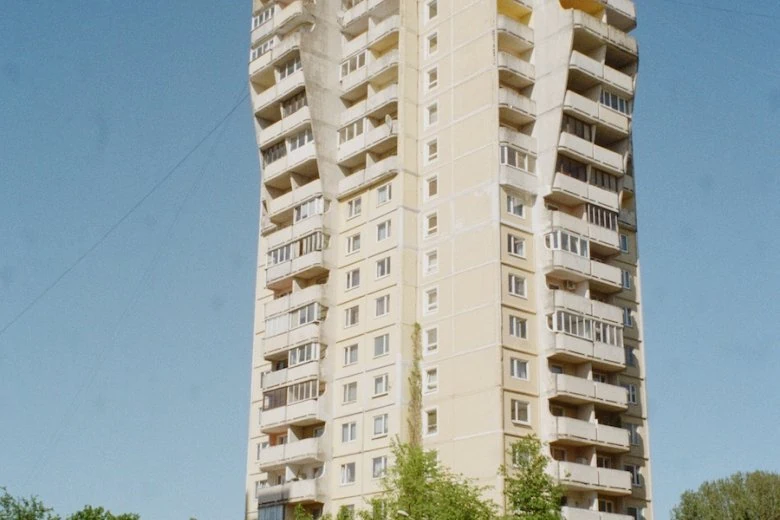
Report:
671,471,780,520
0,488,59,520
406,324,423,449
66,506,139,520
501,436,563,520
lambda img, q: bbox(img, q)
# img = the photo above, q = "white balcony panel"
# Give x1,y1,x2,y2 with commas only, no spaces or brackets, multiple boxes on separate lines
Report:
368,49,399,79
572,10,637,56
558,133,624,176
260,106,311,147
551,462,632,494
499,126,537,153
561,507,633,520
549,374,628,409
590,260,621,288
260,398,324,432
262,361,320,390
550,173,620,212
570,51,634,96
499,87,536,121
249,32,303,79
498,52,536,83
339,155,399,198
265,214,324,250
255,68,306,114
368,15,400,46
499,165,537,195
563,91,629,136
265,284,326,318
337,120,398,164
258,437,321,469
256,478,323,505
497,15,535,49
266,250,325,286
265,179,323,222
263,140,317,185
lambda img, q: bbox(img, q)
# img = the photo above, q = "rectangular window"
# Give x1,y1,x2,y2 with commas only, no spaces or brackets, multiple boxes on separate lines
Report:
347,197,362,219
426,32,438,56
561,114,592,141
623,307,634,327
375,294,390,317
373,374,389,396
343,382,358,404
286,380,318,404
345,306,359,328
500,146,535,172
262,141,287,166
374,333,390,357
426,67,438,90
288,128,313,151
278,56,302,80
341,421,357,442
424,250,438,274
346,233,361,254
343,344,358,365
346,268,361,290
625,383,638,404
557,155,587,182
511,399,529,424
340,462,356,485
600,89,632,115
591,168,619,193
426,139,438,163
259,505,285,520
424,408,438,435
587,203,618,231
508,234,526,257
377,220,392,241
508,274,527,297
377,183,392,205
252,7,273,28
509,315,527,338
544,230,590,258
339,118,365,144
619,233,629,253
626,423,640,445
251,38,275,61
425,368,438,393
621,269,632,289
373,414,389,437
372,456,388,478
424,327,438,354
281,91,307,117
426,175,438,199
627,507,640,520
425,102,438,126
376,257,391,278
510,358,528,380
624,464,641,486
340,51,366,78
424,288,439,314
425,0,438,21
294,197,323,222
424,213,438,237
293,302,319,326
625,346,636,367
506,194,524,217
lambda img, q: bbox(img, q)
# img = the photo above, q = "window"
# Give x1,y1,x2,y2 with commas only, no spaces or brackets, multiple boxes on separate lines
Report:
588,203,618,231
294,197,323,222
373,374,389,396
259,505,284,520
511,399,529,424
424,250,438,274
376,257,391,278
500,146,535,172
287,380,318,404
279,57,302,80
508,274,527,297
424,408,438,435
265,313,289,336
624,464,641,487
293,302,320,326
425,368,438,393
508,234,525,257
281,91,307,117
426,32,438,56
346,268,361,290
626,423,640,445
544,230,590,258
339,118,365,144
424,327,438,354
506,194,524,217
426,67,439,90
623,307,634,327
619,233,629,253
341,421,357,442
510,358,528,380
262,141,287,166
375,294,390,317
625,346,636,367
373,414,389,437
599,499,615,513
251,38,275,60
374,333,390,357
288,128,313,151
425,102,438,126
424,288,439,314
344,344,358,365
600,89,632,115
347,197,362,218
591,168,619,193
426,175,438,198
346,233,361,254
625,383,638,404
561,114,592,141
341,51,366,77
509,315,527,338
626,507,640,520
593,319,623,347
621,270,632,289
425,0,438,21
377,183,392,205
372,456,388,478
557,155,587,182
340,462,356,485
343,382,358,404
377,220,392,241
424,213,438,237
252,7,273,28
345,306,359,327
425,139,439,164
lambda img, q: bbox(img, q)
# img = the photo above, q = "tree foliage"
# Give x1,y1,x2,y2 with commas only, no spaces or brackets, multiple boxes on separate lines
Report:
0,489,138,520
671,471,780,520
501,436,563,520
406,324,423,448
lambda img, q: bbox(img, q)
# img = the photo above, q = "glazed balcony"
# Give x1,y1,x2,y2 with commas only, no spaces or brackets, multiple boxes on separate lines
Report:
548,417,630,453
497,15,534,53
499,127,537,194
337,119,398,168
266,248,327,291
550,461,632,495
260,398,326,433
265,215,325,252
262,139,317,191
340,84,398,128
549,171,619,212
338,155,399,199
250,32,303,83
545,288,623,324
547,210,620,254
543,250,622,292
558,132,624,177
561,507,633,520
498,52,535,89
572,10,637,58
563,91,630,141
259,106,312,149
548,374,628,411
262,360,321,390
499,87,536,126
265,179,323,225
264,284,326,320
340,50,399,101
256,477,325,506
254,68,306,120
258,437,323,472
569,50,634,98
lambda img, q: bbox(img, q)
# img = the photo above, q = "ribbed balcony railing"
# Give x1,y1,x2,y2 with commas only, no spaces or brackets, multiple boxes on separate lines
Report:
548,374,628,410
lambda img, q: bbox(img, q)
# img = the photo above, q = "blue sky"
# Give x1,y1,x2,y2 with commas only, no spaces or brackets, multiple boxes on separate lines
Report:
0,1,778,519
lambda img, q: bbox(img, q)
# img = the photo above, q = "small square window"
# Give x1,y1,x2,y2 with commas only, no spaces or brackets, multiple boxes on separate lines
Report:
506,194,524,217
346,233,361,254
425,367,438,393
343,344,358,365
426,175,438,199
424,212,438,237
376,257,391,278
377,220,392,241
424,408,438,435
424,287,439,314
372,455,388,478
509,315,527,338
341,421,357,442
377,183,392,205
343,382,358,403
426,32,438,56
426,67,439,90
424,249,438,274
426,139,438,163
424,327,438,354
425,102,438,127
373,414,389,437
508,273,526,297
624,464,641,487
374,333,390,357
375,294,390,317
347,197,362,219
373,374,389,396
511,399,529,424
340,462,356,485
345,306,359,327
510,358,528,380
346,268,360,290
425,0,438,22
508,234,525,257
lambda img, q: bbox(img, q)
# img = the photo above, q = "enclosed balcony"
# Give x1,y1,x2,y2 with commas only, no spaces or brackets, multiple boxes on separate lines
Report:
256,477,325,506
338,155,399,198
258,437,323,472
499,87,536,126
548,417,630,453
497,15,534,53
260,106,312,149
265,232,328,291
265,179,323,225
548,171,619,212
561,506,634,520
550,461,632,495
265,284,326,321
262,360,322,391
498,52,535,89
337,119,398,168
250,32,303,84
563,91,629,141
547,211,620,255
548,374,628,411
262,138,318,191
340,50,399,101
569,51,634,98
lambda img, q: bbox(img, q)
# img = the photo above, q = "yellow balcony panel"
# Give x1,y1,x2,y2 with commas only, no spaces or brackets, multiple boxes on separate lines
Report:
256,477,325,506
499,87,536,126
499,0,533,18
258,437,323,472
549,417,630,453
498,52,536,90
497,15,534,53
338,155,399,199
265,179,323,225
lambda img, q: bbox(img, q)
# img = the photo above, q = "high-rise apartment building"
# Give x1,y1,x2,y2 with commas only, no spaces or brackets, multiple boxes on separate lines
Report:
244,0,652,519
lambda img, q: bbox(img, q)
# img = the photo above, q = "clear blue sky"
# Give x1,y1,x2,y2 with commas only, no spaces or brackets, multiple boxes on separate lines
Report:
0,1,777,519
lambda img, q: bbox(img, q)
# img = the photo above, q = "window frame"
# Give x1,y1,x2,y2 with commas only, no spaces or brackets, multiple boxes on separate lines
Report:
510,399,530,425
340,462,357,485
510,358,528,380
424,407,439,436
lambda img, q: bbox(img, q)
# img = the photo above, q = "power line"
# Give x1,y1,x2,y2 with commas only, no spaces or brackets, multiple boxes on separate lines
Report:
658,0,779,20
0,89,249,340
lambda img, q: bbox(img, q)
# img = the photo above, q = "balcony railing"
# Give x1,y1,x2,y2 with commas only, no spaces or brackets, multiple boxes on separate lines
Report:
264,320,325,357
569,50,634,96
337,119,398,166
558,133,624,176
548,374,628,410
561,506,634,520
254,68,306,116
547,211,620,253
599,0,637,32
249,32,303,81
340,84,398,127
265,284,326,319
543,250,622,291
563,91,630,137
262,360,321,390
549,417,630,452
549,172,619,212
256,478,324,505
338,155,399,198
368,14,400,50
572,10,637,56
263,139,317,188
550,461,632,494
258,437,322,471
497,15,534,51
499,87,536,125
260,398,325,432
260,106,312,148
618,209,637,230
498,52,535,88
266,249,327,291
265,179,323,224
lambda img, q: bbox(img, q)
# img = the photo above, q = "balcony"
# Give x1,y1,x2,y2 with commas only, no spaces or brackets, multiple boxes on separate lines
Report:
260,398,326,433
254,68,306,120
548,417,630,453
551,461,632,495
618,209,636,230
546,290,622,324
263,139,318,190
599,0,637,32
499,87,536,126
340,50,399,101
498,52,535,89
543,250,622,292
500,126,536,154
265,179,323,224
546,331,625,371
258,437,322,471
265,284,326,319
256,477,324,505
262,360,321,390
264,319,325,358
368,14,400,52
569,51,634,97
497,15,534,52
260,106,312,148
548,172,619,212
250,32,303,82
561,507,633,520
547,211,620,254
572,10,637,58
266,249,327,291
337,119,398,167
548,374,628,411
340,0,398,35
339,155,399,198
563,91,629,140
340,84,399,127
558,133,624,176
266,214,325,252
620,175,634,195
